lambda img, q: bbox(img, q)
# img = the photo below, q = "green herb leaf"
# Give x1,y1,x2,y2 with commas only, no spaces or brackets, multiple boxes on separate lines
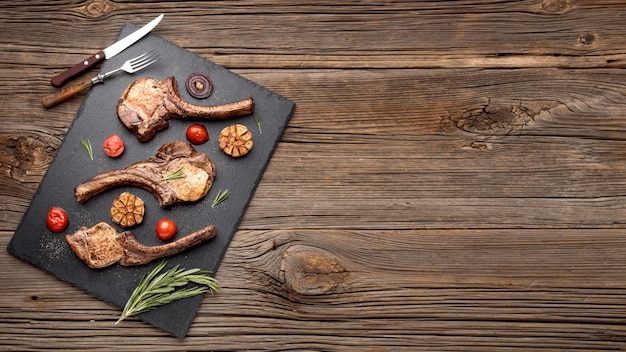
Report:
162,166,185,181
116,260,219,324
81,139,93,160
211,189,230,208
253,113,262,134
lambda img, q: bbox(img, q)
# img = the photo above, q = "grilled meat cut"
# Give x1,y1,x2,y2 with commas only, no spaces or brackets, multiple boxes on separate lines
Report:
66,222,217,268
117,76,255,142
75,141,216,207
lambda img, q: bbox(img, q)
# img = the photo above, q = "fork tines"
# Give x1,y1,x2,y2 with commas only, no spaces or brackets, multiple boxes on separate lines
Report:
130,49,161,71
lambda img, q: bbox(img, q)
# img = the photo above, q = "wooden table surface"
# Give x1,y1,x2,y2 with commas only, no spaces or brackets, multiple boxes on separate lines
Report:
3,1,626,350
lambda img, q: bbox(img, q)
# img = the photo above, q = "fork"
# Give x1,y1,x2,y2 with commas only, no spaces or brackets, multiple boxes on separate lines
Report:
42,49,161,108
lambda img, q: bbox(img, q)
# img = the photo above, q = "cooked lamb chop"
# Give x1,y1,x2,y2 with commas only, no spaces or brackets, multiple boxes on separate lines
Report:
65,222,217,268
75,141,215,207
117,76,255,142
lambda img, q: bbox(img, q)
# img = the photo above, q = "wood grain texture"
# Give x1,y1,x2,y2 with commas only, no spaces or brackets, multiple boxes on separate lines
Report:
2,0,626,350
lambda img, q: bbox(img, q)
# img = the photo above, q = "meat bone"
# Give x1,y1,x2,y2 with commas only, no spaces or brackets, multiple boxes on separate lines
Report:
65,222,217,268
74,141,216,207
117,76,255,142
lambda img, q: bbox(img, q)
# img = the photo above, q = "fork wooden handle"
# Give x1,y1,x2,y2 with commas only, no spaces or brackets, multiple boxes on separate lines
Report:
42,78,94,108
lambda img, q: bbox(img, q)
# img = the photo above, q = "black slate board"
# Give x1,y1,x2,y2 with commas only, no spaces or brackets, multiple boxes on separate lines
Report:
7,23,295,338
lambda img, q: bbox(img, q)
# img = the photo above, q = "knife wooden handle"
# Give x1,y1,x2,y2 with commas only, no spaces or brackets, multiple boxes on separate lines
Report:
42,78,94,108
50,51,105,87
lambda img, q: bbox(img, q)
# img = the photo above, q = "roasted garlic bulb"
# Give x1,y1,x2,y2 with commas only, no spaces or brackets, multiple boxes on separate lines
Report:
110,192,145,228
218,124,253,157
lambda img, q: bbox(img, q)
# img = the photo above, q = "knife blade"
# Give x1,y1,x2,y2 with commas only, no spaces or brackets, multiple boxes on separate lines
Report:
50,14,164,87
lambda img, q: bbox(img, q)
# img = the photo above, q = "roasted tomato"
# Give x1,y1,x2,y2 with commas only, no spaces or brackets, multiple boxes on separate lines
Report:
155,218,177,241
186,124,209,145
46,207,69,233
103,134,125,158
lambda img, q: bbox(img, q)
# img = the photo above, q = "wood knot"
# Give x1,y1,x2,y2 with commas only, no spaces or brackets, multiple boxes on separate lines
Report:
75,0,116,17
460,141,492,151
2,134,56,184
577,33,599,48
540,0,572,14
279,245,348,296
450,101,535,136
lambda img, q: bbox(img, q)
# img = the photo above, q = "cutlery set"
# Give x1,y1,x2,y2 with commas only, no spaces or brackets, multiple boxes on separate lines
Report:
42,14,164,108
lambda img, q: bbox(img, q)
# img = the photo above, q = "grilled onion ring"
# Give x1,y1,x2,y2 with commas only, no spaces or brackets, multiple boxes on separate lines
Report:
185,72,213,99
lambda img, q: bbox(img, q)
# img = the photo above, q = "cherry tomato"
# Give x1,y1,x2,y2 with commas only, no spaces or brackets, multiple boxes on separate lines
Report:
186,124,209,145
103,134,125,158
155,218,177,241
46,207,69,233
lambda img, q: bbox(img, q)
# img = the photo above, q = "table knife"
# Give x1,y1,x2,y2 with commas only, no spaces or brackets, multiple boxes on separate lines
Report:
50,13,164,87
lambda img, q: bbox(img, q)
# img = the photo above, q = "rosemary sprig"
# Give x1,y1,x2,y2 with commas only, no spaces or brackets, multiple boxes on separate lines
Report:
81,139,93,160
211,189,230,208
162,166,185,181
253,113,262,134
116,260,219,324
